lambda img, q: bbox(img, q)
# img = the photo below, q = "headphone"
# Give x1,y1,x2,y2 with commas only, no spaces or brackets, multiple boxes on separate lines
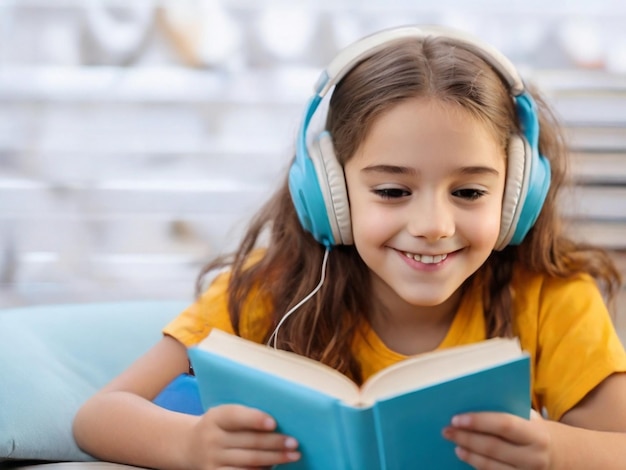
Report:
288,25,551,251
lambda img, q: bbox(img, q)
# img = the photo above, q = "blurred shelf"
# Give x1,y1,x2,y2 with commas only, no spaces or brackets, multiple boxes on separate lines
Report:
0,66,316,104
0,177,272,216
561,185,626,221
570,152,626,184
565,220,626,250
566,128,626,152
530,69,626,93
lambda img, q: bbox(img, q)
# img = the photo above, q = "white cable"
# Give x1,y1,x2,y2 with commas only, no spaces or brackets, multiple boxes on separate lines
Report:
267,248,330,349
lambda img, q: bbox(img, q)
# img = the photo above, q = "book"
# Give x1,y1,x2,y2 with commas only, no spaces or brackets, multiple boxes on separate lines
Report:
188,329,531,470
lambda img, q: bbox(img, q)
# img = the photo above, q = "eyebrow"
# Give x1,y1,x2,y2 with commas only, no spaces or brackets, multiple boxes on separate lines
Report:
361,165,500,176
361,165,416,175
457,166,500,177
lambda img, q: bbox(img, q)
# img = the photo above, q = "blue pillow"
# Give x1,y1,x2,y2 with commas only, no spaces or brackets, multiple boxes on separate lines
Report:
154,373,203,415
0,300,187,462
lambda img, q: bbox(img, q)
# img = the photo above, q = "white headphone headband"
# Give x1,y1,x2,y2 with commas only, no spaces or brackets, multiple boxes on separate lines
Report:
314,25,524,98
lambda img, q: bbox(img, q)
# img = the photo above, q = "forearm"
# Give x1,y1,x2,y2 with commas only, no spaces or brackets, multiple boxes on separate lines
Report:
549,421,626,469
73,390,198,470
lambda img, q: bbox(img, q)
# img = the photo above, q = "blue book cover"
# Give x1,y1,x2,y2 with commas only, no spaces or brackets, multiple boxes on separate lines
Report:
188,330,531,470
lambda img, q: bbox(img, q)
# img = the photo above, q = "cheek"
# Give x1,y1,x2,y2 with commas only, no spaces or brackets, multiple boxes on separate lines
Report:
349,194,401,248
351,203,385,242
465,203,502,247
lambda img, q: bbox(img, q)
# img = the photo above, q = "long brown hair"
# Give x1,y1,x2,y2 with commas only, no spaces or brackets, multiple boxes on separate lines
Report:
197,36,621,383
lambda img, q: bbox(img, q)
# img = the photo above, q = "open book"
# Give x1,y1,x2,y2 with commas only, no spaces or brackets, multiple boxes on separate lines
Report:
189,329,531,470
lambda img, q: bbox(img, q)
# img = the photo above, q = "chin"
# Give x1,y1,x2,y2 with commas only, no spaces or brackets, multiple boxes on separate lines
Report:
400,292,455,307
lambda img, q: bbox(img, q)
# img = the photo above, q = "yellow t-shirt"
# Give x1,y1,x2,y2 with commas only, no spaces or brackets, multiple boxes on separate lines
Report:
163,265,626,421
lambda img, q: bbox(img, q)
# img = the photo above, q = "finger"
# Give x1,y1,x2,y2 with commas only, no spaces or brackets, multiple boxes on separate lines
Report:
454,445,516,470
450,413,535,445
220,466,272,470
225,431,299,452
443,427,531,466
219,448,301,468
208,404,277,432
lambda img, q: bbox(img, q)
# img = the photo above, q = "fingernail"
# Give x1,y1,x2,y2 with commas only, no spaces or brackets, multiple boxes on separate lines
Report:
441,427,452,439
263,417,276,430
284,437,298,449
286,451,300,461
451,415,471,427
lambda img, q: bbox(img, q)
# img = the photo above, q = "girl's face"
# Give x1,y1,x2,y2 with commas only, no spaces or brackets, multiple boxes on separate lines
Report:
344,97,506,315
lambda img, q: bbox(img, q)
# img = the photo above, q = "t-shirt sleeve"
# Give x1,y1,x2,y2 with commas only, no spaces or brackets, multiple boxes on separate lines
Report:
534,274,626,421
162,272,235,347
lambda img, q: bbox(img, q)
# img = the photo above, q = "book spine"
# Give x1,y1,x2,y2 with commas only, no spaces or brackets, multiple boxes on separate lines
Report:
337,404,381,470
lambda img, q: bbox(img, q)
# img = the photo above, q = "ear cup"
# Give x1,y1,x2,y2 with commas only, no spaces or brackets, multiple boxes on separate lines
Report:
289,96,338,248
495,134,531,250
308,132,353,245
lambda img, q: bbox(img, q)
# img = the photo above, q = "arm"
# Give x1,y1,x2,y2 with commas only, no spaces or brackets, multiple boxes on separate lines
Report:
552,372,626,467
442,372,626,469
73,335,196,468
73,335,300,470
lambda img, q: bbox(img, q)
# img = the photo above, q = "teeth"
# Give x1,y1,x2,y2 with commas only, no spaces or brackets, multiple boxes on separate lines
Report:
403,252,448,264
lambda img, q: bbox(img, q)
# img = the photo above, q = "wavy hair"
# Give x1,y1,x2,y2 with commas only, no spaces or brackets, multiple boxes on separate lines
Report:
197,36,621,384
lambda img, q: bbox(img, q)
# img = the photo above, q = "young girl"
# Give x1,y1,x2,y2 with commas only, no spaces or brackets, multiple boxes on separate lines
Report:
73,25,626,469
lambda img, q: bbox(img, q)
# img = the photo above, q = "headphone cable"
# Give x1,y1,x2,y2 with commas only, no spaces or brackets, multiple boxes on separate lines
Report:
267,247,330,349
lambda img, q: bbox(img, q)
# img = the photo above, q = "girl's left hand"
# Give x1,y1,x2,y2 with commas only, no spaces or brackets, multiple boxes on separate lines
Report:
442,410,553,469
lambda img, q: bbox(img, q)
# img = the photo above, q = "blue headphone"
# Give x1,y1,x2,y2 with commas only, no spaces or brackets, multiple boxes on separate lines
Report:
288,25,551,250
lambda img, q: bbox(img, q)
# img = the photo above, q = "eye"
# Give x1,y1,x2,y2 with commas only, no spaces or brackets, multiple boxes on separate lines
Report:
453,188,486,201
372,187,411,200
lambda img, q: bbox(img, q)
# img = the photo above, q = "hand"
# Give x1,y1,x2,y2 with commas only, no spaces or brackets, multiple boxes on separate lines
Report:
185,404,300,469
442,410,553,469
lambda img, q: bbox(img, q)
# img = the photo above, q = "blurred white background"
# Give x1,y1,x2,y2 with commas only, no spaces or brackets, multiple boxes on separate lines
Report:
0,0,625,339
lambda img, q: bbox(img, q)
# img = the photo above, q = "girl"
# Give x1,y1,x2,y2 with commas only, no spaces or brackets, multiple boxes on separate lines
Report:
73,25,626,469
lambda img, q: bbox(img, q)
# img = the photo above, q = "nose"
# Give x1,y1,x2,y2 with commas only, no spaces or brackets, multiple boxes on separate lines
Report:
406,192,455,241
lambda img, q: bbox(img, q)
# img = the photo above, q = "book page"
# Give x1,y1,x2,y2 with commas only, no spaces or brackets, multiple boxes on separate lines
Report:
360,338,524,405
197,329,362,404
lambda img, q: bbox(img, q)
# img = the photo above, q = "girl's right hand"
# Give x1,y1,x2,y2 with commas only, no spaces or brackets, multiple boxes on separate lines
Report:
186,404,301,469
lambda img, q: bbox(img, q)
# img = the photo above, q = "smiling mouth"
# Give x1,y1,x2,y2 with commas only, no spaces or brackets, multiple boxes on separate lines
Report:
401,251,448,264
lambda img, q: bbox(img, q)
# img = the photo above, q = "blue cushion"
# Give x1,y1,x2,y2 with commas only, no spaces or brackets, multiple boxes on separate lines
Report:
0,300,187,462
153,373,203,416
